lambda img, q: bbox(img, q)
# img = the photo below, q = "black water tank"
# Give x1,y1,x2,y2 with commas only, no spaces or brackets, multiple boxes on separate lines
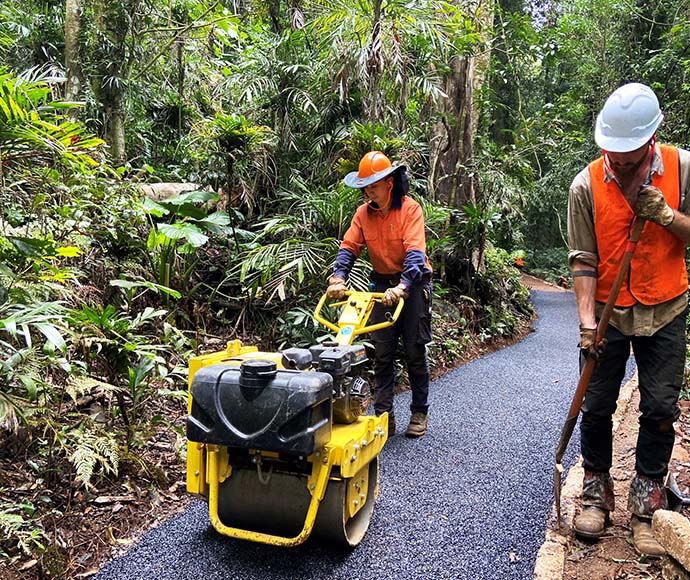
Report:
187,361,333,455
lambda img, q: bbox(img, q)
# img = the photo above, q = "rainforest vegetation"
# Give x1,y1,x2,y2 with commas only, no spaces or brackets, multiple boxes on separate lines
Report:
1,0,690,577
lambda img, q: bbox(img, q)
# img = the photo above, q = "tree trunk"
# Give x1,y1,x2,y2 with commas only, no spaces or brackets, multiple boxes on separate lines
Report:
429,0,494,288
429,0,493,208
107,101,127,164
91,0,135,165
489,0,522,146
64,0,82,118
429,56,474,208
366,0,384,123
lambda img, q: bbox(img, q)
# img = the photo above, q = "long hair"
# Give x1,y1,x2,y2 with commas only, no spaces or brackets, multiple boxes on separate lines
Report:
390,166,409,209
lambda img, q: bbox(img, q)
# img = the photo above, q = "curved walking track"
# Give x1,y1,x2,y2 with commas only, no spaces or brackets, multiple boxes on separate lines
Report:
94,291,586,580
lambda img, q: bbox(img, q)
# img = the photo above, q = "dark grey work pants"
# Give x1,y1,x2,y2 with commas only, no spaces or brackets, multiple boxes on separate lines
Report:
580,310,686,479
368,277,432,416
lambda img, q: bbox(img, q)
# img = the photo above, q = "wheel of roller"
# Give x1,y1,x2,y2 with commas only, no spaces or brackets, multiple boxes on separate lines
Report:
214,457,379,546
312,457,379,547
216,468,312,538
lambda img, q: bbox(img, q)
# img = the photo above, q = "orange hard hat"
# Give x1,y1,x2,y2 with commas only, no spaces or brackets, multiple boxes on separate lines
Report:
343,151,400,188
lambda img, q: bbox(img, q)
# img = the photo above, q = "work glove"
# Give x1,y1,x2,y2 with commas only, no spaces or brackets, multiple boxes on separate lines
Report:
579,326,607,361
326,276,348,300
381,285,408,307
634,185,675,227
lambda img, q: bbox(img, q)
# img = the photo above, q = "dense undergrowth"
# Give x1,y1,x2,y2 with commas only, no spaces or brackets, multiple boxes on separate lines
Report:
0,69,535,578
4,0,690,574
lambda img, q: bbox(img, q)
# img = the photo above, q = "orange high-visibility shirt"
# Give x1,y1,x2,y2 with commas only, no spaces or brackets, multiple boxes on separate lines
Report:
341,196,431,276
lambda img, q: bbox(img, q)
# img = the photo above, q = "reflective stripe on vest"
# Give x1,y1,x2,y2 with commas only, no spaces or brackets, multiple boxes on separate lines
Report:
590,145,687,306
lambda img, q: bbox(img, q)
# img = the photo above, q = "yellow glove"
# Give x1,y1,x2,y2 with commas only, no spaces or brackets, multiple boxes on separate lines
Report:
326,276,348,300
381,285,408,307
635,185,675,226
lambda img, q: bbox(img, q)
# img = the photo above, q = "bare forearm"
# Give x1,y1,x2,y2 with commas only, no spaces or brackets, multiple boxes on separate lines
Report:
571,260,597,328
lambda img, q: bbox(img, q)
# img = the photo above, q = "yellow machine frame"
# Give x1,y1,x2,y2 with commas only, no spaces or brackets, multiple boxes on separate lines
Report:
186,291,402,546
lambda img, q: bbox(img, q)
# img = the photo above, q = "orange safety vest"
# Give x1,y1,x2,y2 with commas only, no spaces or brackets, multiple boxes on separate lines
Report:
590,145,687,306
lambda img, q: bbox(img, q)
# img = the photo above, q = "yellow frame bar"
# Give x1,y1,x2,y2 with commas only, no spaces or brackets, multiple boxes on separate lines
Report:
312,291,404,346
206,446,334,547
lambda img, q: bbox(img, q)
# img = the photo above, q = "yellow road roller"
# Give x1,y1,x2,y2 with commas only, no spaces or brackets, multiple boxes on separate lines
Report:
185,292,402,547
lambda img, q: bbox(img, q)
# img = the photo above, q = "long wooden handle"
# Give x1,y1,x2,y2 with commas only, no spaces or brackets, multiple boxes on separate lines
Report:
555,216,646,462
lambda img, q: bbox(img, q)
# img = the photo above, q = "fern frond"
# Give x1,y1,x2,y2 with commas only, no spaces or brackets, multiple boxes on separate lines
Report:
0,501,47,557
69,429,119,488
65,375,123,404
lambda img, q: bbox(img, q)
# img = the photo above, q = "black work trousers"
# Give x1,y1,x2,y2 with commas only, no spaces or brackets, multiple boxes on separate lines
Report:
368,276,432,416
580,310,685,479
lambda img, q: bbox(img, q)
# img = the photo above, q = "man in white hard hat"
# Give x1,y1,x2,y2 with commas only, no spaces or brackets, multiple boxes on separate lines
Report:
567,82,690,556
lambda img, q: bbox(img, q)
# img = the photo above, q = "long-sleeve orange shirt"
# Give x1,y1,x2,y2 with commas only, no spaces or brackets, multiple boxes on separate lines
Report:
335,195,432,288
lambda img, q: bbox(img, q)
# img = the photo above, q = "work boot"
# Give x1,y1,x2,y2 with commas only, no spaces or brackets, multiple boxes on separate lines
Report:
581,470,615,510
574,506,609,539
628,474,667,517
405,412,427,438
630,515,665,558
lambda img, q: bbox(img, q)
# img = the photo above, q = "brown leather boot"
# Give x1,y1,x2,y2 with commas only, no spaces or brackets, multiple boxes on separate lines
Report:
574,506,609,539
630,515,666,557
405,412,427,438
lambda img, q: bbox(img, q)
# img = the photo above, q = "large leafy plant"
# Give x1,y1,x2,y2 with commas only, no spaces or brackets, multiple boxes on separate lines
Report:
142,189,238,303
0,67,104,171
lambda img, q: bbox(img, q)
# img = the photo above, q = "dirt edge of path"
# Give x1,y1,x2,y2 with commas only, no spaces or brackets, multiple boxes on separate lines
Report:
534,373,690,580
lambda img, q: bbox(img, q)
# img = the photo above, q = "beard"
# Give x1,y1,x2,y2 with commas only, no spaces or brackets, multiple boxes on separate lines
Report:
610,156,645,176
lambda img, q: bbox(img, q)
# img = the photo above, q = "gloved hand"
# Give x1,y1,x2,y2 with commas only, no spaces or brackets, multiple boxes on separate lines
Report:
326,276,348,300
634,185,675,226
579,326,607,360
381,285,408,307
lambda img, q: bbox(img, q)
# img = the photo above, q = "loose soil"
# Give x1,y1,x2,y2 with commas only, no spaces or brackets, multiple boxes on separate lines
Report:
0,396,191,580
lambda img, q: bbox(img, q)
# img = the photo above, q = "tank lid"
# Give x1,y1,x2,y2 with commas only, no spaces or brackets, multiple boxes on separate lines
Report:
239,359,277,387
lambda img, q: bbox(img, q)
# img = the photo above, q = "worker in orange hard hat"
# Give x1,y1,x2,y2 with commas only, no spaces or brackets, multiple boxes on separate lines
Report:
326,151,433,438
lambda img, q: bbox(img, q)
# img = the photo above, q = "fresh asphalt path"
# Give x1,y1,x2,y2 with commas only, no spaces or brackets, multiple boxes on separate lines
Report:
94,290,587,580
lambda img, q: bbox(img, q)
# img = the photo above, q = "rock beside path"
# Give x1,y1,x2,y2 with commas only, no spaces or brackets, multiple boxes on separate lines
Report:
653,510,690,575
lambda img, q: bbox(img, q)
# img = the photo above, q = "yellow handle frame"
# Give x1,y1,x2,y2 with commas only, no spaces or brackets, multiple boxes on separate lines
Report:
312,291,404,346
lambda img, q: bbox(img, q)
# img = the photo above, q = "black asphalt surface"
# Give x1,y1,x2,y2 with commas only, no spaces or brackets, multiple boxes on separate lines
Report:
93,290,593,580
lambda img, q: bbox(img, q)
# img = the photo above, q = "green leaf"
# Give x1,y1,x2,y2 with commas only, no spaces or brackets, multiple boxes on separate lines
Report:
158,388,188,401
141,197,170,217
158,223,209,247
163,190,216,205
19,375,38,401
55,246,82,258
35,323,66,353
109,279,182,299
198,211,231,228
8,237,54,258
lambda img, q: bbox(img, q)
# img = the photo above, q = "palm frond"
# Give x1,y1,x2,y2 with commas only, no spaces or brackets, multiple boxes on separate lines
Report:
0,68,104,169
238,238,338,303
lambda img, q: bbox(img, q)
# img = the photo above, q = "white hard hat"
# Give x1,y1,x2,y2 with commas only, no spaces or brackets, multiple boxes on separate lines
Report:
594,83,663,152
